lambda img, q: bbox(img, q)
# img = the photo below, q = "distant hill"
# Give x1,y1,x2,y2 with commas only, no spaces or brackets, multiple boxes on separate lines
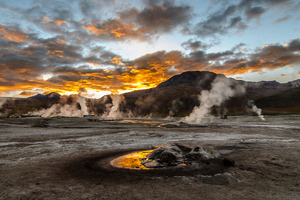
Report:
29,92,61,100
244,79,300,99
255,86,300,114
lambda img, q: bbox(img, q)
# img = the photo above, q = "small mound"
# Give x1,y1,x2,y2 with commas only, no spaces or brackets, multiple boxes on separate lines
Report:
141,143,220,168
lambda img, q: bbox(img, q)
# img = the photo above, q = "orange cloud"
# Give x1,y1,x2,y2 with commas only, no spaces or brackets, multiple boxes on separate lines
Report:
47,50,64,57
42,16,67,26
18,91,38,97
54,20,67,26
0,25,29,43
83,20,147,41
1,34,300,98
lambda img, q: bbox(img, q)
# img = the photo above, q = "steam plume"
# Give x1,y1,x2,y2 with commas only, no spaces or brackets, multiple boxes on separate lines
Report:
28,95,84,117
78,88,88,115
78,94,88,115
183,76,245,124
248,100,265,120
0,98,7,109
28,103,83,117
107,94,124,118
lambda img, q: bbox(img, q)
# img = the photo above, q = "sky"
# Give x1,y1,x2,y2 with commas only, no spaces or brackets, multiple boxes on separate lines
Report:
0,0,300,98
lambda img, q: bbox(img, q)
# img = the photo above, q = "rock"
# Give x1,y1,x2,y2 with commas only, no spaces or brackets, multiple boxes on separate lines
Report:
159,150,177,163
142,160,165,168
185,146,219,160
147,147,166,160
185,152,205,160
167,144,182,154
223,158,235,166
174,143,193,154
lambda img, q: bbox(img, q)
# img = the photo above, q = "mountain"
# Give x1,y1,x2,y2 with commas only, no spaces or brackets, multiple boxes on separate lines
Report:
90,71,300,117
157,71,222,89
29,92,61,100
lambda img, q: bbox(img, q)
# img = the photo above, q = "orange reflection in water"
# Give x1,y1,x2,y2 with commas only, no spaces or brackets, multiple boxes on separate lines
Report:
111,150,153,170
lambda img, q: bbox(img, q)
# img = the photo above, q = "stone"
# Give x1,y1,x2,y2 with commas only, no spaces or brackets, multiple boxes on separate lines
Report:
223,158,235,166
142,160,165,168
158,150,177,163
147,147,166,160
174,143,193,154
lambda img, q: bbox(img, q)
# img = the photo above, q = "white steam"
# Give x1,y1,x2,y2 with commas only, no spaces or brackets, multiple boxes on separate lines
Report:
248,100,265,120
183,76,246,124
28,103,83,117
106,94,124,118
28,95,84,117
78,94,88,115
0,98,7,109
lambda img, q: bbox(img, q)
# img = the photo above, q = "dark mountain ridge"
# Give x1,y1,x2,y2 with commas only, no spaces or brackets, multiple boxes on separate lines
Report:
1,71,300,117
29,92,61,100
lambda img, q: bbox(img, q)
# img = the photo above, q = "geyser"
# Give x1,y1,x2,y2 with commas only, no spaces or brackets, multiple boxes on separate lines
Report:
78,94,88,115
182,76,245,124
107,94,124,118
248,100,265,120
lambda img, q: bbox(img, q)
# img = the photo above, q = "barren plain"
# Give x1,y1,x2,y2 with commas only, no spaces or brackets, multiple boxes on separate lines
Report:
0,115,300,199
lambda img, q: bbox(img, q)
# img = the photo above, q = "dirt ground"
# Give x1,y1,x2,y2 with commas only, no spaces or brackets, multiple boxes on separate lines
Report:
0,115,300,200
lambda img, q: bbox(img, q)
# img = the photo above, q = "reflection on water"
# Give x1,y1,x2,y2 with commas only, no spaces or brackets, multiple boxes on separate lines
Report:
111,150,153,170
120,120,162,126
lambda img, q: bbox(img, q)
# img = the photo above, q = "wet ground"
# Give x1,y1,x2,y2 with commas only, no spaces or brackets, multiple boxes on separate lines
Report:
0,115,300,199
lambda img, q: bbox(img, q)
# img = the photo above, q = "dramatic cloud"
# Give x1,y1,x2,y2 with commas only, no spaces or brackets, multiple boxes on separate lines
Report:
0,0,299,97
82,1,192,41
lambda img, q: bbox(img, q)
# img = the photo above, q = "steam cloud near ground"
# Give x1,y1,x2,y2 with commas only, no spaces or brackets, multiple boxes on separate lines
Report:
248,100,265,121
182,76,246,124
0,99,7,109
28,95,85,117
105,94,126,118
78,88,89,116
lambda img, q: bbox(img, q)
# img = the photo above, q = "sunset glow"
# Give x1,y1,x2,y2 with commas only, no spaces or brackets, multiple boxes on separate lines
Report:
0,0,300,98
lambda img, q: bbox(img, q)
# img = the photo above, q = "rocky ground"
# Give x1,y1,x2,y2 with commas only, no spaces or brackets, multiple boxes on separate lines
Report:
0,115,300,199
